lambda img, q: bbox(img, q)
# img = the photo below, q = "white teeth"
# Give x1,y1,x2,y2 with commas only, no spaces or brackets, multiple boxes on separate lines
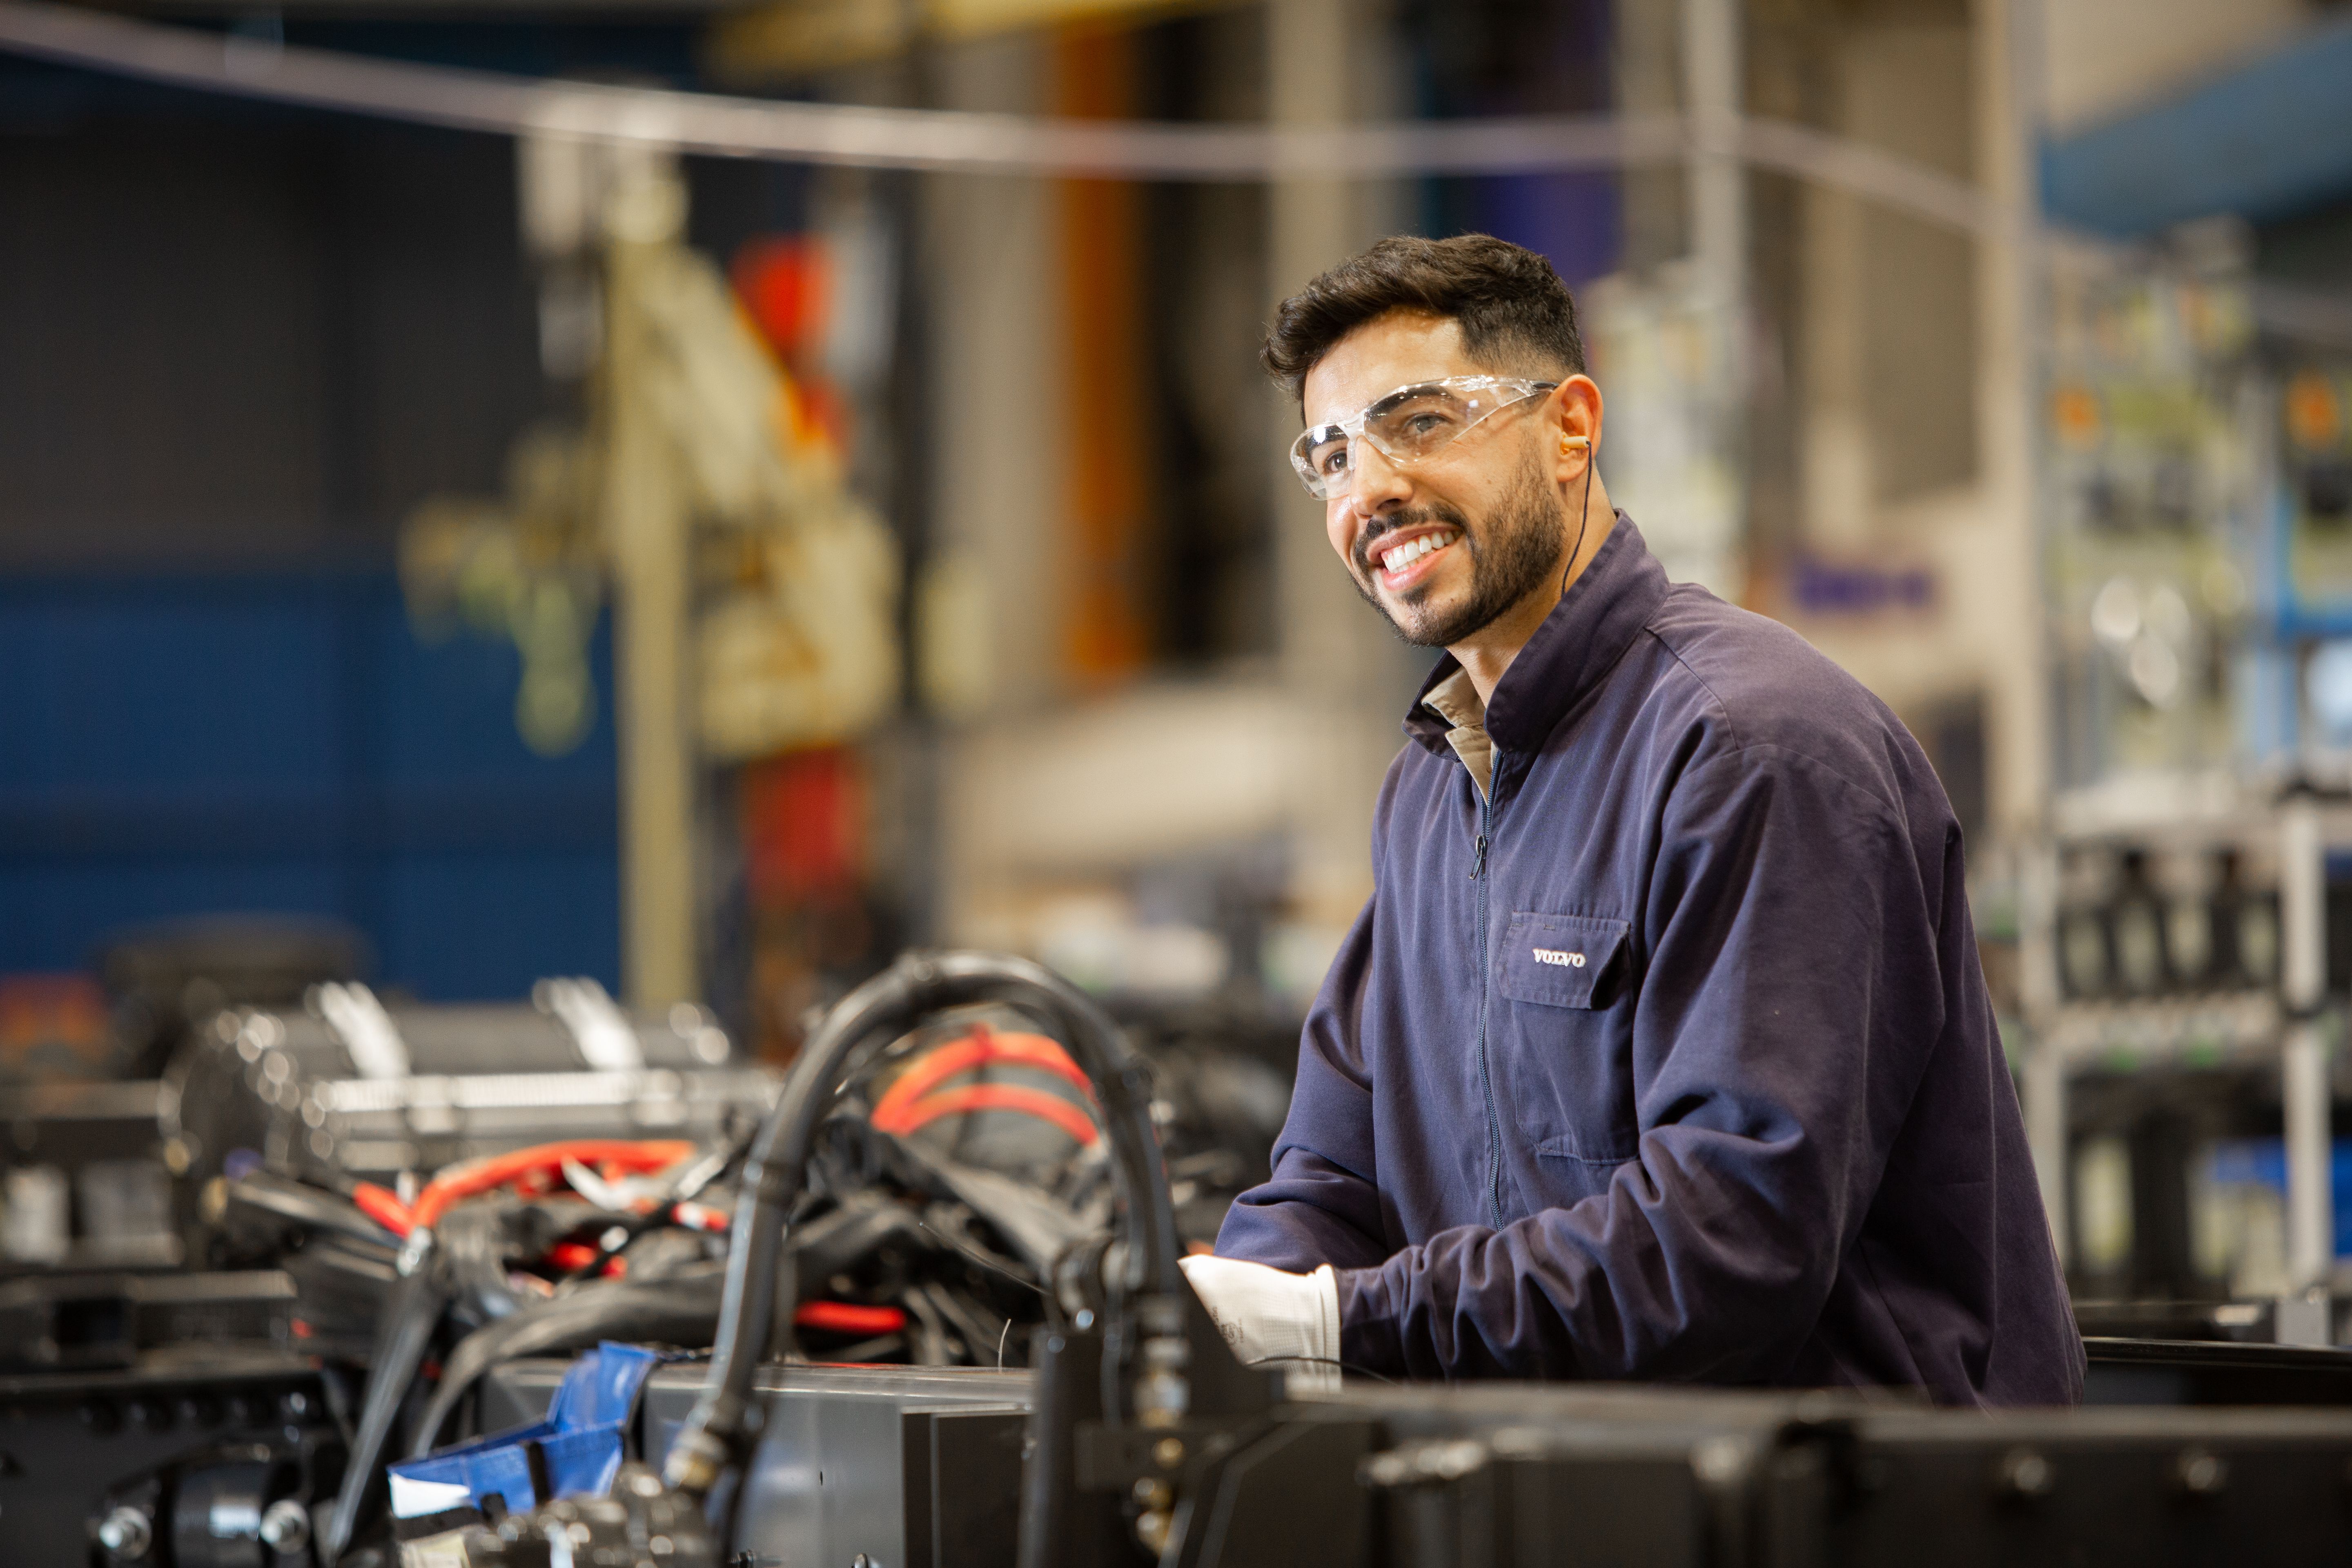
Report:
1381,531,1456,572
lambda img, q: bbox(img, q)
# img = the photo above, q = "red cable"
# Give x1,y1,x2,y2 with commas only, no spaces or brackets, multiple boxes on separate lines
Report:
880,1082,1100,1147
869,1025,1092,1128
545,1241,600,1272
351,1181,414,1237
794,1301,907,1336
409,1138,697,1230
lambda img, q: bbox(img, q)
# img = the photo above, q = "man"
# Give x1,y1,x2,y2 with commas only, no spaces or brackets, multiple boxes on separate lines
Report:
1179,234,2080,1405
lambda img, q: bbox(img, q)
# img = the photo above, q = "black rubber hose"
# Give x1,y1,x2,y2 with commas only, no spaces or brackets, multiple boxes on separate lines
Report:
662,951,1179,1497
322,1257,450,1563
408,1272,727,1458
224,1172,400,1249
436,1201,527,1323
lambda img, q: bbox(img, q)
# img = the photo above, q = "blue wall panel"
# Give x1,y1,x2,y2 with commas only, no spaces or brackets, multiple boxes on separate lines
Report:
0,568,619,1000
0,861,348,971
2043,17,2352,237
381,851,623,1003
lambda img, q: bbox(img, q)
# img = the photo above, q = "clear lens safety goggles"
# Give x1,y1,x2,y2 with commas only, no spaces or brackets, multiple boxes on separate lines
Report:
1290,376,1558,500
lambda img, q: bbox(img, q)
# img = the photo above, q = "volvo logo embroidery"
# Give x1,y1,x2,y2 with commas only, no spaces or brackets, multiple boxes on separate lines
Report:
1531,947,1586,968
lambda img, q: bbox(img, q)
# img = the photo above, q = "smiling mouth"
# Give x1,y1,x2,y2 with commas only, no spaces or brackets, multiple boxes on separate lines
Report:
1375,528,1460,580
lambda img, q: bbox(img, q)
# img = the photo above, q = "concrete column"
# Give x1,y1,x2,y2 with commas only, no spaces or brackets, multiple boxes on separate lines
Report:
920,33,1062,944
2018,843,2070,1263
601,153,699,1007
1973,0,2049,845
1681,0,1744,316
1615,0,1685,273
2281,795,2335,1295
1267,0,1414,925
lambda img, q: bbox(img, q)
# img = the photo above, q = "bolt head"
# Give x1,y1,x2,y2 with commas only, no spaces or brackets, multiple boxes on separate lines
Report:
97,1506,151,1558
1996,1447,2054,1500
259,1499,310,1552
2174,1448,2229,1497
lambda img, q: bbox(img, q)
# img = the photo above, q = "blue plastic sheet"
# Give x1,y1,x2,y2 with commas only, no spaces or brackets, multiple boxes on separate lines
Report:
388,1341,666,1519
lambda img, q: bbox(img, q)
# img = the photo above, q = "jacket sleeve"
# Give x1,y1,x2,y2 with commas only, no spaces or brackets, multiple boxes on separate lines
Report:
1336,745,1945,1382
1212,895,1394,1272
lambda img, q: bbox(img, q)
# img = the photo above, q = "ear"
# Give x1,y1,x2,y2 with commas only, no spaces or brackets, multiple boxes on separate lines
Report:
1547,375,1604,486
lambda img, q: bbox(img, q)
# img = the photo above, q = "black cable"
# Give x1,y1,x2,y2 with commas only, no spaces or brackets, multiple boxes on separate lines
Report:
1559,434,1595,600
323,1258,450,1562
662,951,1180,1500
1242,1354,1399,1385
915,1217,1048,1296
408,1272,727,1459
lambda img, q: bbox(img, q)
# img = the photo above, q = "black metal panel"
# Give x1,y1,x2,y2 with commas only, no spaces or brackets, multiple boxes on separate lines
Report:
2084,1334,2352,1404
485,1357,1032,1568
902,1407,1026,1568
0,1351,334,1566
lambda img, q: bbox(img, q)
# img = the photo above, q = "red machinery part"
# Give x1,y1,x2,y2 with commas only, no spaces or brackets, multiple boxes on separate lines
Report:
793,1301,908,1336
868,1024,1098,1146
881,1083,1099,1147
545,1241,629,1278
411,1139,697,1230
350,1181,415,1237
353,1139,702,1237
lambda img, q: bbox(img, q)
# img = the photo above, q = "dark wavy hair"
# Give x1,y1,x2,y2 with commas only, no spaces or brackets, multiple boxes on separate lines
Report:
1262,233,1586,404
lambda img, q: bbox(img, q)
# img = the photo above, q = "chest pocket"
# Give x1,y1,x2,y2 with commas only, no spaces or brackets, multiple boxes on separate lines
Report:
1494,910,1638,1172
1497,911,1630,1009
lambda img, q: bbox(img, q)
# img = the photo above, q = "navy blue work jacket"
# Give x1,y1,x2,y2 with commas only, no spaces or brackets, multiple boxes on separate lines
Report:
1218,514,2082,1405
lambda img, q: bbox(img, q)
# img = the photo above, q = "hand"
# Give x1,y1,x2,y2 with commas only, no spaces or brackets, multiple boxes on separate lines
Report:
1178,1254,1342,1392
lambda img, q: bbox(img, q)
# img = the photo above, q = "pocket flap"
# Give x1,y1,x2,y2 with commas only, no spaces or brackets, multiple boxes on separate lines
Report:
1496,911,1630,1009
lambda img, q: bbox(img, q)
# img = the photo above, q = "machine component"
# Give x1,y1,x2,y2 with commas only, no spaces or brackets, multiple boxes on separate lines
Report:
0,981,791,1567
388,1342,669,1537
262,1499,313,1555
476,1361,1029,1568
170,1451,302,1568
424,950,1268,1568
449,1318,2352,1568
100,915,368,1082
0,1353,340,1565
1346,1396,2352,1568
165,982,771,1223
0,1270,295,1372
0,1080,182,1272
402,1464,719,1568
318,1138,733,1563
657,950,1212,1499
100,1504,155,1559
374,950,2352,1568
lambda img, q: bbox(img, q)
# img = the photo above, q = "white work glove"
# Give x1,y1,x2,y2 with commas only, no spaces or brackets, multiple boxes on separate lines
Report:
1178,1254,1343,1394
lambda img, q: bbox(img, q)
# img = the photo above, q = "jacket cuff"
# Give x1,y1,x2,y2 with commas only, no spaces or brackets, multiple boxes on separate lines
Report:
1334,1265,1406,1376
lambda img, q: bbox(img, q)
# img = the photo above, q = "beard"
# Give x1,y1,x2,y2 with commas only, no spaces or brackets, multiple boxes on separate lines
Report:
1349,448,1566,648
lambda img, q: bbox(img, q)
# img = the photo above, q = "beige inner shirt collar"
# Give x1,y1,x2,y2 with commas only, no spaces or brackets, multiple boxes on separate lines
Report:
1423,668,1494,801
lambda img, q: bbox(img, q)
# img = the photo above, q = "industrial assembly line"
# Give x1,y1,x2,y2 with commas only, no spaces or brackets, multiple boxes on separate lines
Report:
0,950,2347,1567
10,0,2352,1562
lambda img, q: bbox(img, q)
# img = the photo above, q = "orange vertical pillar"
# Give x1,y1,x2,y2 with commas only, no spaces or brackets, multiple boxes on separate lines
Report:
1055,24,1150,688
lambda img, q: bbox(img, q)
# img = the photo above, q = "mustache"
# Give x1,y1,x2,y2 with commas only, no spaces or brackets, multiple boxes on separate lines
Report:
1353,506,1471,575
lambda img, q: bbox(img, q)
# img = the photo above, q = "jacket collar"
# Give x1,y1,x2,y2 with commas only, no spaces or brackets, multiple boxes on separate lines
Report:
1402,510,1669,757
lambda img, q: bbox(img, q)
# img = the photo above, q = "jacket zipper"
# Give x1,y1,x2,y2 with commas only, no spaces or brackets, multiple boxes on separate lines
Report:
1470,790,1505,1231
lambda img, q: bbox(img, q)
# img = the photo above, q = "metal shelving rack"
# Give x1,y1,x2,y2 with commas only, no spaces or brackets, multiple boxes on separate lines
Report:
2020,773,2342,1339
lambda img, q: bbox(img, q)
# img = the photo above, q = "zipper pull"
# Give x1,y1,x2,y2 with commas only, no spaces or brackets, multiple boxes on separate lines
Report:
1470,833,1488,880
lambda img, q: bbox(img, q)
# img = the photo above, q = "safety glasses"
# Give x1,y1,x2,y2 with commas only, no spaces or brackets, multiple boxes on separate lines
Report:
1290,376,1558,500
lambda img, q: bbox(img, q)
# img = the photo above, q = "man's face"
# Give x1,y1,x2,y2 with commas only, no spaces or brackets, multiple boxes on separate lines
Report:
1302,311,1566,649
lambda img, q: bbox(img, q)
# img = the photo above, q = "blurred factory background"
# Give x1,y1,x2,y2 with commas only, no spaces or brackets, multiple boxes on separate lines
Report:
6,0,2352,1320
